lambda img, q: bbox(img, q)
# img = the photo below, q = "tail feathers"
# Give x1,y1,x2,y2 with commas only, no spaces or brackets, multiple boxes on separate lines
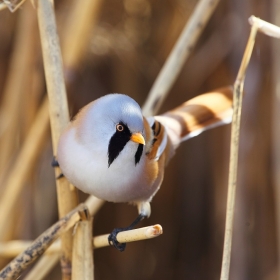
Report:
156,87,233,150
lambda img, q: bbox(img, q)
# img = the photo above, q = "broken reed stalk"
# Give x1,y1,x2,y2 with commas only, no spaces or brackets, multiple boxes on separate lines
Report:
142,0,221,116
0,224,163,257
72,218,94,280
37,0,79,278
220,22,258,280
0,204,88,280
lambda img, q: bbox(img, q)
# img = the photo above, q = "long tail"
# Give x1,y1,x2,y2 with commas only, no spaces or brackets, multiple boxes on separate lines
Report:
155,87,233,154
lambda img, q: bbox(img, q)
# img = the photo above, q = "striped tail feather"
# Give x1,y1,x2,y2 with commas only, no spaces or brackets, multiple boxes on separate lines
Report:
155,87,233,152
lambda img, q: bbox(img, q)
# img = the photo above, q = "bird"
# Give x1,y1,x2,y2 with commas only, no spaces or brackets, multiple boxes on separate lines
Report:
56,87,233,251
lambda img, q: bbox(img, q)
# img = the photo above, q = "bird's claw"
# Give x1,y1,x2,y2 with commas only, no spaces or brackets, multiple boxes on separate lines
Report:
51,157,60,167
51,157,64,179
108,228,127,252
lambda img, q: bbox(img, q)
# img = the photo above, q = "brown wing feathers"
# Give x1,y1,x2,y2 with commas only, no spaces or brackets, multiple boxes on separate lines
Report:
146,119,166,160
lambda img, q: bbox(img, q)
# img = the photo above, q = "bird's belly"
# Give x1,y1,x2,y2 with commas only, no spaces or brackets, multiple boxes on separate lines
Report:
73,160,155,203
60,149,156,203
57,129,159,203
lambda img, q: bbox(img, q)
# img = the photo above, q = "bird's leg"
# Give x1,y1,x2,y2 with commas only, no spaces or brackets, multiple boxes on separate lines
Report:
108,213,146,252
51,156,64,179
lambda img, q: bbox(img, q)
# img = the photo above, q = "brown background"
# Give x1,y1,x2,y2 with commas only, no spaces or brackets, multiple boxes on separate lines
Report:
0,0,279,279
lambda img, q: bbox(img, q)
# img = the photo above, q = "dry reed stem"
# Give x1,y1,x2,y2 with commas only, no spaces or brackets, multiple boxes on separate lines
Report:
142,0,221,116
220,23,258,280
93,224,163,249
249,15,280,38
72,218,94,280
0,224,163,257
0,204,88,280
0,99,49,240
37,0,79,277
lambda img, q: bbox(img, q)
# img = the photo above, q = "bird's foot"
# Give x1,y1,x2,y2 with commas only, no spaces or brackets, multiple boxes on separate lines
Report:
51,157,60,167
51,156,64,179
108,227,128,252
108,214,146,252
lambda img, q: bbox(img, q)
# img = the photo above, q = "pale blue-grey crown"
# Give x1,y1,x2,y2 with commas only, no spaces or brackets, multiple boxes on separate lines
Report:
79,94,144,145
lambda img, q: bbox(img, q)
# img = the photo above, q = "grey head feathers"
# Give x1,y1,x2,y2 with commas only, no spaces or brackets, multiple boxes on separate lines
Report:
75,94,145,166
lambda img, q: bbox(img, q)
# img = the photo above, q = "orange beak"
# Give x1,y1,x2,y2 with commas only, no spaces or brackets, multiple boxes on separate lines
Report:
130,132,145,145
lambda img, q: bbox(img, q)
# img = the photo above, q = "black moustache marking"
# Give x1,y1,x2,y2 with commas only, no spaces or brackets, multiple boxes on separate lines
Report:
108,122,131,167
134,144,143,165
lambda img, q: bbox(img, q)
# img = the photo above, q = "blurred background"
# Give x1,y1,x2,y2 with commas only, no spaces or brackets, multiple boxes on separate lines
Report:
0,0,279,279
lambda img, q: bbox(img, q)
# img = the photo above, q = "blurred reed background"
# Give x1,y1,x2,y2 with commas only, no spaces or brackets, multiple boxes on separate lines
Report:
0,0,279,279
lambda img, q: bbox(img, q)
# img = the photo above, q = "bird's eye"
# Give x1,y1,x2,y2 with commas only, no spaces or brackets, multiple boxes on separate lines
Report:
116,124,124,132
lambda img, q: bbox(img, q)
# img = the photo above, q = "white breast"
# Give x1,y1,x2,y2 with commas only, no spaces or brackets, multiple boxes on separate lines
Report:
57,127,157,203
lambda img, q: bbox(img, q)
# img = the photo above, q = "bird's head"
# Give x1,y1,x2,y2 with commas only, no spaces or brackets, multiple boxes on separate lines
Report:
75,94,146,167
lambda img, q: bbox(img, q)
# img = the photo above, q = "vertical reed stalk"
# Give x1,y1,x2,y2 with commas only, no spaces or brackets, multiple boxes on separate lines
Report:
220,23,258,280
37,0,78,278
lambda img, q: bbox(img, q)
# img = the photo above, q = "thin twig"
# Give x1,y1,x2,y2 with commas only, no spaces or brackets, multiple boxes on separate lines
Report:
37,0,79,277
220,23,258,280
142,0,221,116
0,204,88,280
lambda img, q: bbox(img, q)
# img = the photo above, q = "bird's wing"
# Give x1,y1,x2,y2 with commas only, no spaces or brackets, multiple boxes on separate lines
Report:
145,117,168,161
